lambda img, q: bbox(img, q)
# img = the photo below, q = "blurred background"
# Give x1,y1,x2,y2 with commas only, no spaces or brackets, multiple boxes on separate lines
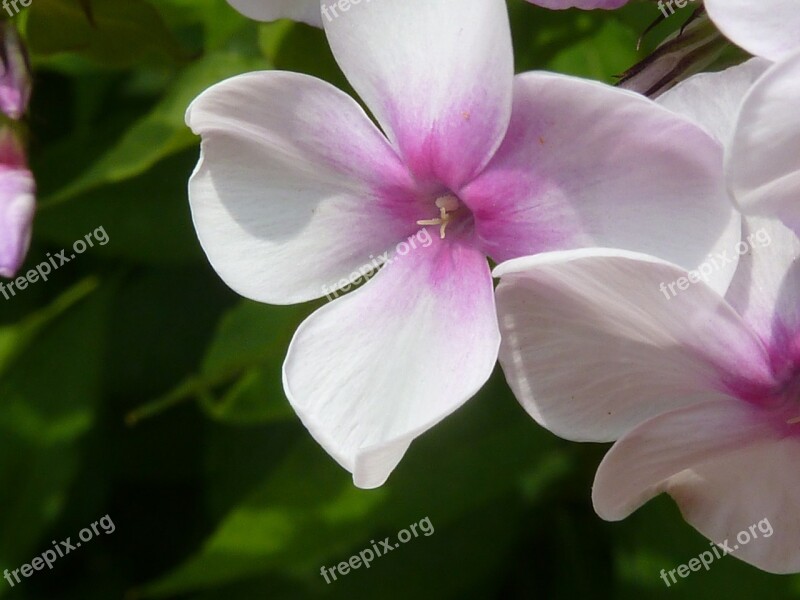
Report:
1,0,797,598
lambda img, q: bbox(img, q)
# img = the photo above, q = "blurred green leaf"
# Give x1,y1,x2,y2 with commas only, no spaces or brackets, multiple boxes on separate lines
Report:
141,373,564,596
26,0,187,67
0,279,108,590
43,51,268,206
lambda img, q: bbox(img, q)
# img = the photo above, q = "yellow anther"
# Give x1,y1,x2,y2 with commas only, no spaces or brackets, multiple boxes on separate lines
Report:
416,195,460,239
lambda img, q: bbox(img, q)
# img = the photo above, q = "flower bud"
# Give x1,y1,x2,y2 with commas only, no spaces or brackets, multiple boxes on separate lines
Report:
0,127,35,278
0,22,31,120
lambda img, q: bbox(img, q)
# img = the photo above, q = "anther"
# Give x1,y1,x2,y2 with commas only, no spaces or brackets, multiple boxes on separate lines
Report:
416,195,460,239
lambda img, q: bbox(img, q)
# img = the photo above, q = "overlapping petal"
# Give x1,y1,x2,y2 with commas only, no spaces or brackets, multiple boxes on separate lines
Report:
724,217,800,350
323,0,514,190
283,236,500,488
728,51,800,232
463,73,741,295
527,0,628,9
658,57,771,146
592,400,775,521
227,0,322,26
705,0,800,61
668,437,800,574
494,249,773,442
186,71,419,305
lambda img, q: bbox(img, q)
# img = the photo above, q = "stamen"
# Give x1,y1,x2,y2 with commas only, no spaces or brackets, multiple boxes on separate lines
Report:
787,416,800,425
416,195,460,239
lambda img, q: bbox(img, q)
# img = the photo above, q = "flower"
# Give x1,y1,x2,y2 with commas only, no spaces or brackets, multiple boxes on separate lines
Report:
705,0,800,61
492,56,800,573
188,0,740,488
228,0,322,26
226,0,626,26
0,22,31,121
0,128,35,279
526,0,628,9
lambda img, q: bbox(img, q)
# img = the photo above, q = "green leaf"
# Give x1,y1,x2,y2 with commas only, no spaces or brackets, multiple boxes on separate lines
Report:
140,374,565,596
26,0,187,67
42,51,268,206
0,280,108,585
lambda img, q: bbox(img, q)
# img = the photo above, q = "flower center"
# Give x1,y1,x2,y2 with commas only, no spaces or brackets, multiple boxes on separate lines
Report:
416,194,461,239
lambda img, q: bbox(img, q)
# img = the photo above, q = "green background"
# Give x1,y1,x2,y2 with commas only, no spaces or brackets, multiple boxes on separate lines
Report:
0,0,796,597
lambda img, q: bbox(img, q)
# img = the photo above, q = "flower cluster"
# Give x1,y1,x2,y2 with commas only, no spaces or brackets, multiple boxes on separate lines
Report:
187,0,800,575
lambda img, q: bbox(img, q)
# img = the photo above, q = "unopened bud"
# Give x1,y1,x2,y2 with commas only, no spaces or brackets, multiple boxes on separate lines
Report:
0,127,35,278
0,22,31,120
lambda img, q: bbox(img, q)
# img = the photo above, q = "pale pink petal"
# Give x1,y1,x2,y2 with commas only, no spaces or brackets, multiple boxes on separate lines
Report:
669,437,800,574
724,216,800,352
593,400,776,521
283,236,499,488
705,0,800,61
463,73,741,295
0,131,34,278
323,0,513,189
728,51,800,232
227,0,322,26
527,0,628,8
494,249,773,442
658,57,772,145
186,71,419,305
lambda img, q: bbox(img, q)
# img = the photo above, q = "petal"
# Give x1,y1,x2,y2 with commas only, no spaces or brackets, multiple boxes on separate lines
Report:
669,436,800,574
323,0,513,189
705,0,800,61
494,249,774,442
657,57,772,146
527,0,628,8
724,216,800,351
227,0,322,26
592,400,776,521
186,71,419,305
463,73,741,295
728,50,800,232
283,236,499,488
0,168,35,278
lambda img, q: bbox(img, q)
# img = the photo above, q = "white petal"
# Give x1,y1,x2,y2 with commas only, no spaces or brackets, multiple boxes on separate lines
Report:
724,216,800,349
669,437,800,574
657,57,772,146
495,249,773,442
592,400,776,521
728,50,800,231
323,0,513,189
283,237,499,488
186,71,418,305
464,73,741,296
705,0,800,61
227,0,322,26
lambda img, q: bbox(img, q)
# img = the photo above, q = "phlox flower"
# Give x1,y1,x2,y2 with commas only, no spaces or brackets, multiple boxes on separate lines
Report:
227,0,626,27
188,0,739,488
493,54,800,572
